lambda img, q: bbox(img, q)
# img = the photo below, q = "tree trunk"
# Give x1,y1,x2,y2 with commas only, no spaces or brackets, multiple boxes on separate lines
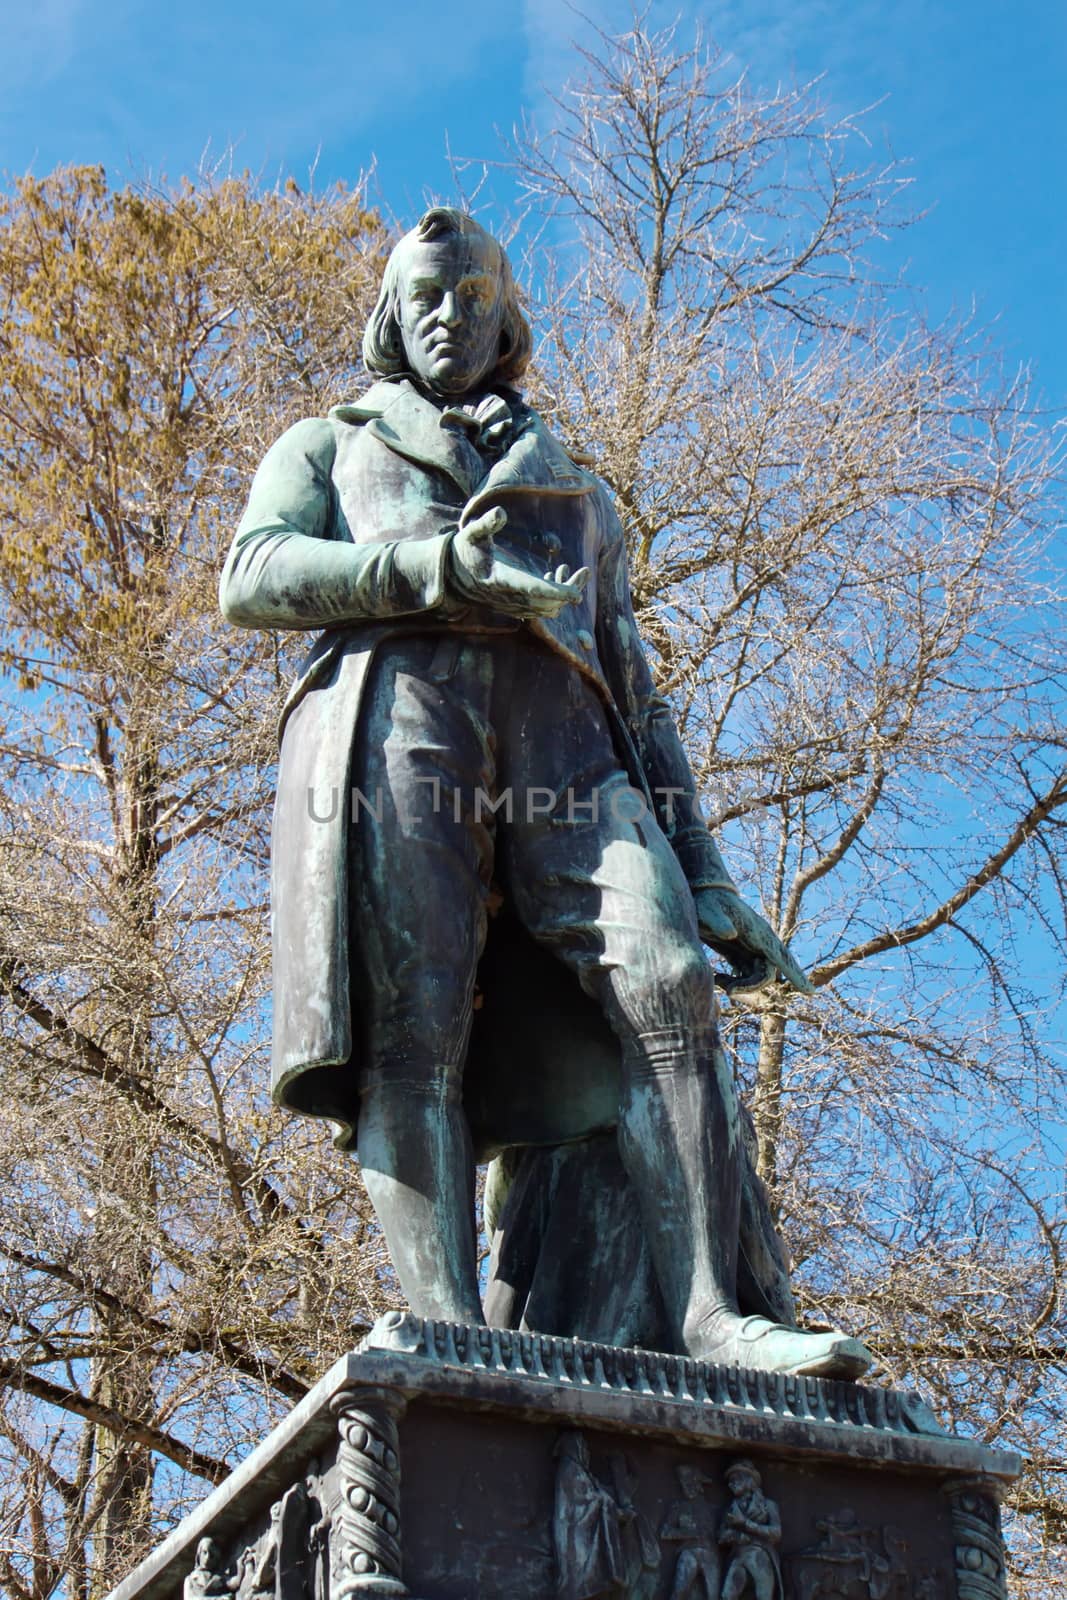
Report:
753,1005,787,1208
88,734,160,1596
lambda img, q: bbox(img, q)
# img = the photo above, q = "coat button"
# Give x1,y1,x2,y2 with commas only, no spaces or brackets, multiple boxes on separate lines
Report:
577,629,595,651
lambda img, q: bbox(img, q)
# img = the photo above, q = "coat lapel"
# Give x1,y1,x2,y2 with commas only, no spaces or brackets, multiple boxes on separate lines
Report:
361,381,484,499
461,409,596,526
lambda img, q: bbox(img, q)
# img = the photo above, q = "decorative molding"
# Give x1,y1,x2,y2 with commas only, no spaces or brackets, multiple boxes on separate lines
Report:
944,1478,1008,1600
363,1313,945,1440
329,1388,408,1599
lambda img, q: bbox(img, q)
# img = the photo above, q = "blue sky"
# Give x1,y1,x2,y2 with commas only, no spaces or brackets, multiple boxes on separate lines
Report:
2,0,1065,412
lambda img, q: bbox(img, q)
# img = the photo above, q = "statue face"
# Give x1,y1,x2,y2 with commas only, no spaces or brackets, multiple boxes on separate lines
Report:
396,231,504,399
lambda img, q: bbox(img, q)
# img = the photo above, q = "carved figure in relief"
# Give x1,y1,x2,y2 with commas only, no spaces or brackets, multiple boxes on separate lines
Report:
306,1495,331,1600
221,206,873,1378
659,1464,720,1599
552,1431,629,1598
236,1503,281,1600
791,1508,903,1600
609,1452,660,1600
273,1482,310,1600
183,1478,329,1600
185,1538,241,1600
718,1461,783,1600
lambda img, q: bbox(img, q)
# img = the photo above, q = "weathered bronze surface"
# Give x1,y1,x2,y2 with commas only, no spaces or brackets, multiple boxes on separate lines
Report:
108,1318,1018,1600
220,206,865,1376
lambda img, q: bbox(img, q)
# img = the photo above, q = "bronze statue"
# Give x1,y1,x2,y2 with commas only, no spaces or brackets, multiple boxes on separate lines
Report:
221,207,870,1377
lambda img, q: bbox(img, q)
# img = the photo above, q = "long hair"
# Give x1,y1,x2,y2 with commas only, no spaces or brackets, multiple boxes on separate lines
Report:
362,208,532,387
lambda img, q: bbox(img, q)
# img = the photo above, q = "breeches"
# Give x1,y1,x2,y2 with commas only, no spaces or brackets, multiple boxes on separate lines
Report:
348,631,715,1081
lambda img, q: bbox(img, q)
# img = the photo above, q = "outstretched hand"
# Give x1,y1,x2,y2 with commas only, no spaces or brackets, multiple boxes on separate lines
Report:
449,506,589,619
692,886,814,997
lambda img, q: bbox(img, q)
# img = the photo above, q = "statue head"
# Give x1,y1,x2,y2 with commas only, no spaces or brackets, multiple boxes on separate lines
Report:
553,1430,590,1466
677,1463,709,1498
195,1537,219,1570
363,207,532,397
725,1459,760,1494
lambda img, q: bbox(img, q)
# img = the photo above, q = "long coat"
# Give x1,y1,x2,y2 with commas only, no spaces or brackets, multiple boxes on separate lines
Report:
220,377,734,1157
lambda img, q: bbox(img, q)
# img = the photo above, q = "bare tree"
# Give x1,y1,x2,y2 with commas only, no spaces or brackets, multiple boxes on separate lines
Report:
2,24,1064,1595
503,19,1067,1587
0,167,399,1595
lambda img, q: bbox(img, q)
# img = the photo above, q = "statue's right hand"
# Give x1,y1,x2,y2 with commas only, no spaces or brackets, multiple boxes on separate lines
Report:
449,507,588,619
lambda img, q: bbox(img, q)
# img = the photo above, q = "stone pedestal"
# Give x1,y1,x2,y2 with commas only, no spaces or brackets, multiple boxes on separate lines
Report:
108,1315,1019,1600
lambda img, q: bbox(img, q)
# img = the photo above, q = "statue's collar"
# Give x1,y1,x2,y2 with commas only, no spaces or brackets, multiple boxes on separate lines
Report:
329,379,519,498
329,375,524,426
329,377,594,506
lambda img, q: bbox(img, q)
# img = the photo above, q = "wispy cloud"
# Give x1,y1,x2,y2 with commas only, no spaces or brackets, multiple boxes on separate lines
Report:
3,0,88,92
518,0,911,128
519,0,617,115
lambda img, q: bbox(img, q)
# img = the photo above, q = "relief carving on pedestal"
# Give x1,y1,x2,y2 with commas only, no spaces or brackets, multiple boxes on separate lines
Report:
552,1431,659,1599
718,1460,784,1600
552,1438,792,1600
791,1507,917,1600
659,1464,720,1599
239,1501,282,1600
181,1469,332,1600
184,1537,241,1600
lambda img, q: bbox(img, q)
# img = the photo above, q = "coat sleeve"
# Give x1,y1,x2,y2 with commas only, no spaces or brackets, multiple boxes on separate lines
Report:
594,492,738,893
219,416,457,630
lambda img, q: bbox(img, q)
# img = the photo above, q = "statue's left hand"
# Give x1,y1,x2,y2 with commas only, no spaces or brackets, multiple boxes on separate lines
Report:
692,887,814,997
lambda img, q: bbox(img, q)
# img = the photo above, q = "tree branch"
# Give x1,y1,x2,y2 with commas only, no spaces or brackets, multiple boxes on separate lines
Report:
812,767,1067,985
0,1366,228,1485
